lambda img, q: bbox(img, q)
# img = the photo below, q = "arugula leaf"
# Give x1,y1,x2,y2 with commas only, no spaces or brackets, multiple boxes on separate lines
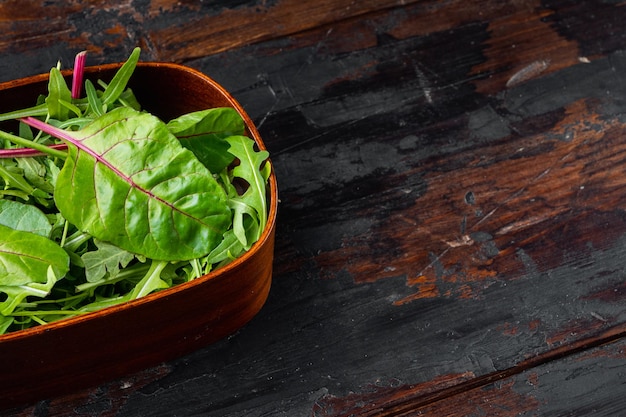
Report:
226,135,269,244
0,315,13,334
81,240,136,283
0,162,48,200
204,217,257,267
128,260,169,299
0,266,60,316
228,197,259,248
15,157,55,194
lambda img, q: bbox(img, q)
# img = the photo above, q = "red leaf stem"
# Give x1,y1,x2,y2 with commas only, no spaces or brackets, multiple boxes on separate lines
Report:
71,51,87,99
0,143,68,159
21,117,75,143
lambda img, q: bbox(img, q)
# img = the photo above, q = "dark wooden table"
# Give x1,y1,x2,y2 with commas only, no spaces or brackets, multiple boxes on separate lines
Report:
4,1,626,415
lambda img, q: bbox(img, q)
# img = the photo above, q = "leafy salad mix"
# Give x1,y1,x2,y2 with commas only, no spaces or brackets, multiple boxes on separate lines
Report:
0,48,271,334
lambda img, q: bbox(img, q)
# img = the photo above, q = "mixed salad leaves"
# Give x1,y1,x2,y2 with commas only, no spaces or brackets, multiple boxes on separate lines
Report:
0,48,271,334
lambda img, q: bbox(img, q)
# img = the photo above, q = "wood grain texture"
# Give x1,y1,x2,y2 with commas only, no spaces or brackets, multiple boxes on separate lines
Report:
5,0,626,415
393,337,626,416
0,0,421,80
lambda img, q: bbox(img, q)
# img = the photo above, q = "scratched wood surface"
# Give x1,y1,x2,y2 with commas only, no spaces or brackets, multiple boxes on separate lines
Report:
4,0,626,415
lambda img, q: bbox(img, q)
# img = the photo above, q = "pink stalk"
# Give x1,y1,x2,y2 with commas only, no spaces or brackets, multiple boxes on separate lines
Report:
71,51,87,99
0,143,67,159
3,117,73,160
0,52,86,159
21,117,75,143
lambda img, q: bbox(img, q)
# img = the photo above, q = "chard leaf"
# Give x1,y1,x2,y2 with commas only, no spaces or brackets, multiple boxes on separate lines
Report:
81,240,136,283
225,135,269,244
0,224,69,286
23,107,232,261
167,108,244,173
0,200,52,237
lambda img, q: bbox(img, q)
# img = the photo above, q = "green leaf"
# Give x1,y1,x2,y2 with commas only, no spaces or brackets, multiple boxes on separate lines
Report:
0,162,36,197
46,67,72,121
0,103,48,123
0,224,69,286
81,240,136,283
0,189,30,201
128,260,169,299
225,135,269,243
15,157,55,194
18,122,34,140
0,127,68,160
26,107,232,261
204,217,257,267
0,315,13,334
228,198,259,248
167,108,244,173
0,200,52,237
0,266,60,316
85,79,104,117
79,293,131,313
117,88,141,111
43,157,61,189
58,98,82,118
100,47,140,106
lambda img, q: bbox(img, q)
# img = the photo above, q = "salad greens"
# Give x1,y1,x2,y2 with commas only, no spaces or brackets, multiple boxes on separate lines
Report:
0,48,271,334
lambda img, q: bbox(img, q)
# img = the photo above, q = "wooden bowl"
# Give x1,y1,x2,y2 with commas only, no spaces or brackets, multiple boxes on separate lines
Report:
0,62,278,409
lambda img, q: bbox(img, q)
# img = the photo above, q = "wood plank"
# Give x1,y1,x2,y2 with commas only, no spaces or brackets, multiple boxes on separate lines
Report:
311,323,626,415
145,0,423,60
386,335,626,416
0,0,589,78
0,0,421,80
